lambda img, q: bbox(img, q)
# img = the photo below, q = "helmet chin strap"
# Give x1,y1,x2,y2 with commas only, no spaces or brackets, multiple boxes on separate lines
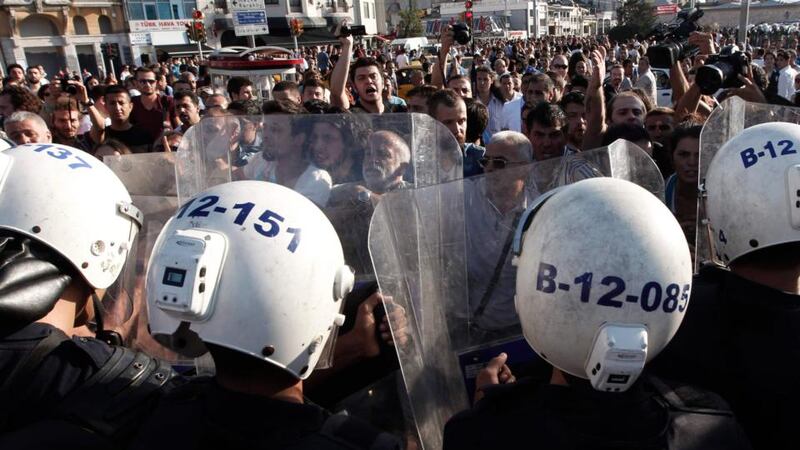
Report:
92,292,123,346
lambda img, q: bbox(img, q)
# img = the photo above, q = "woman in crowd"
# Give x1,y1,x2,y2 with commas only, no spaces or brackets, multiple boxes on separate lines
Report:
664,124,702,248
307,116,362,185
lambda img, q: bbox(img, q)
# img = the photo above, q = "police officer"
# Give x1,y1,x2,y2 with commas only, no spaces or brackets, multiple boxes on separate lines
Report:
0,143,175,447
133,180,400,450
444,178,752,449
653,122,800,450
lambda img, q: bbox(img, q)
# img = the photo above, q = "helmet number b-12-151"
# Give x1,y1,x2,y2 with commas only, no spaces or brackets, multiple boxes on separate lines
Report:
176,195,302,253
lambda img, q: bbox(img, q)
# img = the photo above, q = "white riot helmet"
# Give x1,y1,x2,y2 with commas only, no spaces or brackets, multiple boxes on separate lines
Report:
512,178,692,392
703,122,800,265
0,143,142,289
146,180,354,379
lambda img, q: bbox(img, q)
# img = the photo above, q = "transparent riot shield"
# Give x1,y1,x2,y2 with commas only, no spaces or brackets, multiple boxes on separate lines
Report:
105,152,184,363
696,98,800,271
368,142,663,450
173,113,465,441
175,112,464,281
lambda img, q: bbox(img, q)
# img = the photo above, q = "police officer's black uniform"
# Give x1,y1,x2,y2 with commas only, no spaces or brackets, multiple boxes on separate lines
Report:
0,323,176,448
131,378,401,450
443,373,752,450
0,235,178,448
653,266,800,450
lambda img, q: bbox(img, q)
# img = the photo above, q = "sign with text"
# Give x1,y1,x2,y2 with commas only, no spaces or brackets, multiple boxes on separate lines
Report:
129,32,153,45
130,20,193,32
230,0,269,37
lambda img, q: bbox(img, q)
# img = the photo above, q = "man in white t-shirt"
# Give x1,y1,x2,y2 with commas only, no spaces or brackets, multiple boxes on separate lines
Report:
634,56,657,107
395,49,410,69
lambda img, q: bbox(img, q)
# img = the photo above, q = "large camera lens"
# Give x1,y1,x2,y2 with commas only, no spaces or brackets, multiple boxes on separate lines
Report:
695,64,726,95
647,42,681,69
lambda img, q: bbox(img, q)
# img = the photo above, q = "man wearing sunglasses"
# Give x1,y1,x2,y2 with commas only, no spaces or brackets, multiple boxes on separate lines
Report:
130,67,177,145
465,131,533,336
550,55,569,81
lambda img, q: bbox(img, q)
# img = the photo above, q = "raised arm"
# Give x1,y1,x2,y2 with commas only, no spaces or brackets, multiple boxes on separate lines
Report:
330,33,354,110
582,47,607,151
430,25,454,89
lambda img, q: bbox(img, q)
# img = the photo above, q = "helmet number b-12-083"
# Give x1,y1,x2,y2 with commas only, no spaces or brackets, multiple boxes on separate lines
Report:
176,195,302,253
535,262,690,314
740,139,796,169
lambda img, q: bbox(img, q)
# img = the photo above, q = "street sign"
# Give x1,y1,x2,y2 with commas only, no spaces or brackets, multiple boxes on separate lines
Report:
129,32,152,46
229,0,269,36
229,0,266,9
233,11,269,36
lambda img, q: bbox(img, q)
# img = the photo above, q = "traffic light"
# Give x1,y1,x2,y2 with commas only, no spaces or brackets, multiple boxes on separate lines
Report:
194,22,206,42
192,9,204,20
465,0,472,9
108,44,117,59
185,22,196,41
465,10,473,21
464,0,473,24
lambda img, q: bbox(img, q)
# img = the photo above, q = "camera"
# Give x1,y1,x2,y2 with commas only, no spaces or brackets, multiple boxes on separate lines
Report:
59,77,78,96
452,23,471,45
695,45,749,95
337,23,367,37
646,8,704,69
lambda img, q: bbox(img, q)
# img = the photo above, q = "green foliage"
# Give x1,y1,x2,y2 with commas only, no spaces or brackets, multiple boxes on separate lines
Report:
616,0,656,37
398,8,425,38
608,25,638,43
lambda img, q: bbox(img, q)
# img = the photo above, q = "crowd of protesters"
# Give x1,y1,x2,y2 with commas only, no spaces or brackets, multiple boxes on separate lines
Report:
0,26,799,247
0,21,800,450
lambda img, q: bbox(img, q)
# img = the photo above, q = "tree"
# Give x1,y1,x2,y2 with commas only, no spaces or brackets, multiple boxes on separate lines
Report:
398,8,424,38
616,0,656,38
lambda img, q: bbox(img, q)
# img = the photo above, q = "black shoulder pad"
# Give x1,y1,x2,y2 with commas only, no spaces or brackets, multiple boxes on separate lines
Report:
648,375,734,415
56,345,179,439
320,413,401,450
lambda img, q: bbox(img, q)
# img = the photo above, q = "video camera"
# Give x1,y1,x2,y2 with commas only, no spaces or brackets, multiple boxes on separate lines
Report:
337,23,367,37
58,75,81,96
452,22,471,45
695,45,750,94
647,8,704,69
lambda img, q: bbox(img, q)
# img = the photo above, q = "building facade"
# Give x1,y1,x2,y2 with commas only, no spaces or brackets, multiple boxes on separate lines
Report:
0,0,128,78
437,0,548,38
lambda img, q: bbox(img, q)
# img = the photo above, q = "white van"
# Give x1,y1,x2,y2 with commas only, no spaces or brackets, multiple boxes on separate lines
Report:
390,37,429,55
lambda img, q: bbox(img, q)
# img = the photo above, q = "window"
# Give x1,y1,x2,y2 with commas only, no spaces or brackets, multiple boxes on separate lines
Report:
128,3,145,20
144,4,158,20
158,3,172,18
172,4,180,18
19,15,59,37
73,16,89,35
98,15,113,33
183,0,196,17
289,0,302,12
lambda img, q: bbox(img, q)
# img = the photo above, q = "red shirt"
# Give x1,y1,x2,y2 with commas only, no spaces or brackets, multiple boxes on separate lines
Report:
130,94,177,144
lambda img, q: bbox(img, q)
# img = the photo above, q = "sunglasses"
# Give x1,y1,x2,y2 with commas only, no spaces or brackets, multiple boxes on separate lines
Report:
552,64,568,70
479,156,526,170
647,124,672,132
138,79,157,84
